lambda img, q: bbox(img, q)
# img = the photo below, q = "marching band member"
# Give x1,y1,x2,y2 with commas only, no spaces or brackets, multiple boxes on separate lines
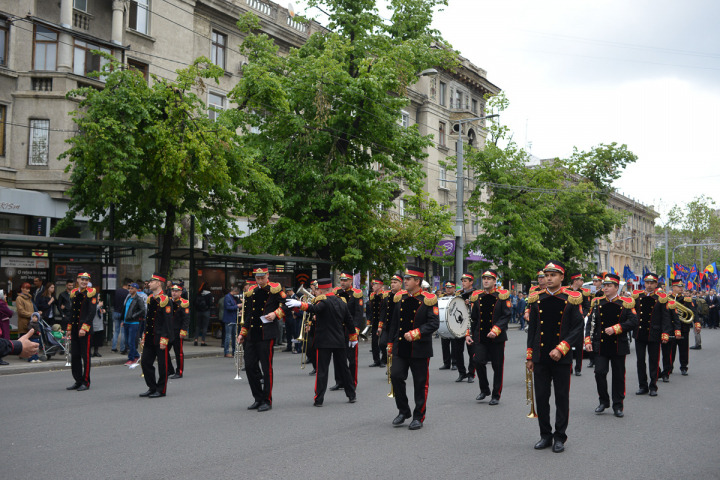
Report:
140,273,174,398
465,269,511,404
584,273,638,417
438,281,457,370
667,280,699,376
526,261,584,453
378,273,404,365
386,266,439,430
524,270,547,324
168,284,190,379
66,272,97,391
454,273,476,383
566,272,591,376
367,279,386,368
329,271,363,391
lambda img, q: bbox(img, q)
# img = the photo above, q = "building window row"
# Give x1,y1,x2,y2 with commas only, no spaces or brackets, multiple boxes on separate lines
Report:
0,17,8,67
129,0,150,35
438,81,480,114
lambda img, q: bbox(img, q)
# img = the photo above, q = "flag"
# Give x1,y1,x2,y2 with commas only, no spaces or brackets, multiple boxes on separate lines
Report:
689,264,698,283
610,267,616,274
668,265,677,280
705,262,717,275
623,265,637,281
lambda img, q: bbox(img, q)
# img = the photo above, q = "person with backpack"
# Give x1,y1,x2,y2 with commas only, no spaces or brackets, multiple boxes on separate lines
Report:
691,294,708,350
194,283,214,346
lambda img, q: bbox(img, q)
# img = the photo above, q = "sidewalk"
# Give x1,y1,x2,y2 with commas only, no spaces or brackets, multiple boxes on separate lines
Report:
1,337,229,376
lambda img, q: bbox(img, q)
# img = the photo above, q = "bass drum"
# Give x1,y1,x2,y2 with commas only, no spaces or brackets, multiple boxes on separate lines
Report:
437,296,470,339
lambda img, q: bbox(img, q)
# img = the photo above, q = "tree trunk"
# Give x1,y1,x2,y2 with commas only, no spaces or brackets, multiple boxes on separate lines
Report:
159,205,177,278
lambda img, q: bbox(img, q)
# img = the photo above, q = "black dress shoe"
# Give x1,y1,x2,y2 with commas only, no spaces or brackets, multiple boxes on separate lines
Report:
247,401,261,410
455,374,467,382
613,409,624,418
348,397,357,403
489,398,499,405
476,392,487,401
681,368,688,376
439,365,450,370
575,371,581,376
392,414,410,426
552,440,565,453
467,376,475,383
329,384,343,391
451,365,457,371
170,373,182,379
380,363,386,367
313,402,323,407
588,362,594,368
662,375,670,383
595,404,608,413
167,371,175,377
257,403,272,412
408,419,423,430
649,390,658,397
689,345,701,350
534,438,552,450
368,362,381,367
149,392,165,398
67,383,81,390
309,369,316,375
139,390,155,397
77,384,90,391
635,388,649,395
0,359,8,365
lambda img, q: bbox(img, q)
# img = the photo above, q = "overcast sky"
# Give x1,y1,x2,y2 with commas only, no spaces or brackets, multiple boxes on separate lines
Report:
299,0,720,221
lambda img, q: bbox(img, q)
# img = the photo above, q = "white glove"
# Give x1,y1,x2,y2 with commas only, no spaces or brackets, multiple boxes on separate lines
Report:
286,299,302,308
349,341,358,348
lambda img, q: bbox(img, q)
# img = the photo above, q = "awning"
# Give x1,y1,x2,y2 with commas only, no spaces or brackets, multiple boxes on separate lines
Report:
150,249,334,265
0,234,154,256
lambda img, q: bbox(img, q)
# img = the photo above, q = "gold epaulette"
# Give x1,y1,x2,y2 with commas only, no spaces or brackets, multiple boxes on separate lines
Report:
394,290,407,302
497,289,510,300
369,292,375,300
454,290,462,297
180,299,190,308
352,288,363,299
657,292,668,304
619,296,635,309
86,287,97,298
580,287,591,297
527,292,539,304
421,292,438,306
565,290,583,305
667,300,676,310
269,282,282,294
684,296,692,303
313,294,327,303
147,295,152,304
245,285,257,297
158,294,169,308
70,288,78,299
382,291,390,298
469,290,483,302
591,295,604,306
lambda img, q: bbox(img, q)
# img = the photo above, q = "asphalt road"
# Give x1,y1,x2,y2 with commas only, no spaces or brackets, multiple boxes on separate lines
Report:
2,328,719,479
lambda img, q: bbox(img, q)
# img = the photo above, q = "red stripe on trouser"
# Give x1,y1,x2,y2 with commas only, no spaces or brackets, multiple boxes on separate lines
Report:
178,338,183,375
354,344,358,387
268,339,274,405
655,343,661,383
162,347,169,394
566,364,572,432
622,356,626,399
314,350,319,402
420,358,430,422
84,335,91,385
498,343,505,398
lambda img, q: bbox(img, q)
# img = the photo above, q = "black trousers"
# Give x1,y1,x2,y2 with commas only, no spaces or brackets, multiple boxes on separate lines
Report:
315,348,355,404
334,344,358,387
441,338,454,367
533,362,572,443
594,354,626,410
371,326,387,364
306,342,317,370
473,341,505,399
453,338,475,376
390,355,430,422
635,340,661,392
167,329,184,376
676,334,689,369
572,345,583,372
245,339,275,405
70,326,92,387
661,339,676,376
141,342,169,395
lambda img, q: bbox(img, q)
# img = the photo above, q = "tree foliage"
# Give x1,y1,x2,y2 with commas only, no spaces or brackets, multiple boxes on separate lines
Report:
229,0,456,272
58,56,280,276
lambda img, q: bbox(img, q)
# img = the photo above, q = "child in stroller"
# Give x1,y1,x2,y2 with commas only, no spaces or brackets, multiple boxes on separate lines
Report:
31,314,69,363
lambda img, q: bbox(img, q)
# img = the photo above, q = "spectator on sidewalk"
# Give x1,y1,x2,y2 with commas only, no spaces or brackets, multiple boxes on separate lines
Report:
517,293,526,330
91,299,106,357
194,283,213,346
283,287,297,352
112,279,130,354
58,280,74,330
27,313,43,363
510,292,518,323
16,283,34,336
37,282,59,327
31,277,45,303
222,286,241,357
0,290,13,365
122,283,145,366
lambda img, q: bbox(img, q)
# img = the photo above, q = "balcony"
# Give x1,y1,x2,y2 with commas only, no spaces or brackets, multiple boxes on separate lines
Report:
73,9,92,31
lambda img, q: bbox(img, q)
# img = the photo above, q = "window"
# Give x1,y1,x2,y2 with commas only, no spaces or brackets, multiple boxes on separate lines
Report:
455,90,462,110
400,199,407,217
472,98,477,114
439,166,446,189
211,31,226,69
439,82,446,106
439,122,446,147
0,18,8,67
73,0,88,12
28,120,50,166
129,0,149,35
73,40,111,80
34,26,58,71
401,111,409,128
0,105,5,156
472,219,479,236
208,92,225,121
127,58,148,81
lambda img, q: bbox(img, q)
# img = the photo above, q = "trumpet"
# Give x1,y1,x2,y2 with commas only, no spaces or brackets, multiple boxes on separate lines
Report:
296,285,315,369
234,291,245,380
386,349,394,398
526,367,537,418
64,335,71,367
674,301,695,324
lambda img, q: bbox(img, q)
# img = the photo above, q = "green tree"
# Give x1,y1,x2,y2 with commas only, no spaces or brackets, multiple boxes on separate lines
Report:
58,56,281,276
229,0,456,272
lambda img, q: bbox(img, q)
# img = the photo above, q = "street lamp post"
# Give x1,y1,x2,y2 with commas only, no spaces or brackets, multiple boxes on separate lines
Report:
453,114,499,286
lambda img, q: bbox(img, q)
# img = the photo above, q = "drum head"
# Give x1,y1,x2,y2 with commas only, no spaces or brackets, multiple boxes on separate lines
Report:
445,297,469,337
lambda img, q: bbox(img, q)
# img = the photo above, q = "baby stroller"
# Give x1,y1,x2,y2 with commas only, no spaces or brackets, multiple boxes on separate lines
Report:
36,316,70,364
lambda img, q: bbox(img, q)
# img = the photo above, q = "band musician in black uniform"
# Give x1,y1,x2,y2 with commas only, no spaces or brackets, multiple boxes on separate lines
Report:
367,279,387,368
565,272,591,376
378,273,403,367
287,279,357,406
454,273,476,383
140,273,174,398
66,272,97,391
465,269,511,404
667,279,699,376
438,281,457,371
584,273,638,417
386,266,439,431
329,271,363,391
237,263,290,412
526,261,584,453
168,284,190,379
587,273,605,368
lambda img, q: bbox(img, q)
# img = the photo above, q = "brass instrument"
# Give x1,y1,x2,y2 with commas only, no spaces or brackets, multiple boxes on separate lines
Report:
386,349,394,398
234,291,245,380
674,300,695,324
64,335,71,367
130,335,144,376
296,285,315,369
359,324,371,342
525,367,537,418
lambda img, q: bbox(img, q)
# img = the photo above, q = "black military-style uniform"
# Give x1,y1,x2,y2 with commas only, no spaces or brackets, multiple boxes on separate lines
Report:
141,293,174,395
379,290,401,349
239,282,290,407
584,295,638,411
668,294,696,373
367,289,387,366
300,292,357,404
527,288,584,443
386,290,439,422
454,289,476,380
566,287,591,374
68,287,98,387
632,289,671,393
468,288,511,400
168,297,190,378
333,286,364,388
437,292,455,369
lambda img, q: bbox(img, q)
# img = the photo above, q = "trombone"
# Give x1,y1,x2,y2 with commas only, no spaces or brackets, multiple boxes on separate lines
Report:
525,367,537,418
234,292,245,380
296,285,315,369
386,347,394,398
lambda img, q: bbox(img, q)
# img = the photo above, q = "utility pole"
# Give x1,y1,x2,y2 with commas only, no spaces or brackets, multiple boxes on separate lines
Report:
664,227,668,290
